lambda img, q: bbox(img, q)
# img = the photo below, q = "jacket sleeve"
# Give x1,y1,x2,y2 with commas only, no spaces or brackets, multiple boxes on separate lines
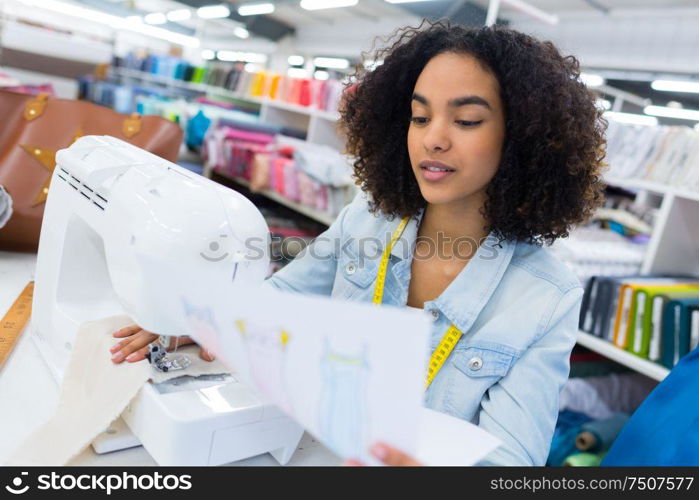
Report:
262,194,361,297
475,286,584,466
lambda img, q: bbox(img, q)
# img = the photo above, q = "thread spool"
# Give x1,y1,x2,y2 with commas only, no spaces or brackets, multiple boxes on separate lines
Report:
575,413,629,452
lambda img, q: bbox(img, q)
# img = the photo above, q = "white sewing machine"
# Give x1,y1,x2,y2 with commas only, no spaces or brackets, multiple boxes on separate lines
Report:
30,135,304,465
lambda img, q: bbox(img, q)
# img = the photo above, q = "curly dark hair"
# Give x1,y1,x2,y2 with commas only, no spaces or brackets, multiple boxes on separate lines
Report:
340,19,607,245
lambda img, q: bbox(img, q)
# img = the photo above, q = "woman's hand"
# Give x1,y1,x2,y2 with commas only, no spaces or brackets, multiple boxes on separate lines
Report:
110,325,216,363
345,442,423,466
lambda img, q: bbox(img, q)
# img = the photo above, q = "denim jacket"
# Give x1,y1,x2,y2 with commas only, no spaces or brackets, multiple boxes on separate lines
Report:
264,193,583,465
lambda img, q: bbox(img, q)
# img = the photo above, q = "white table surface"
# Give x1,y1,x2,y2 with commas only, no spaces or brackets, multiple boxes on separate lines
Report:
0,250,340,466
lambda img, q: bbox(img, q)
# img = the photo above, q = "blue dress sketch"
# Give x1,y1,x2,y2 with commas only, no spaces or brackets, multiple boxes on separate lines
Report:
318,340,369,458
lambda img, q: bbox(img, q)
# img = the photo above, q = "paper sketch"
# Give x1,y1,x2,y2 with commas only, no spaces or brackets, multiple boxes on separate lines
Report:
318,339,370,458
177,286,433,463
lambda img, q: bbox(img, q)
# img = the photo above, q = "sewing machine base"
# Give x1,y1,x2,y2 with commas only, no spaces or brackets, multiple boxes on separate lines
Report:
121,375,304,465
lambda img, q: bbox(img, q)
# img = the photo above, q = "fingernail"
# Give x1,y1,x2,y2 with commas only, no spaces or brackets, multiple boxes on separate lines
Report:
125,353,138,361
370,443,388,460
110,345,120,353
111,351,123,362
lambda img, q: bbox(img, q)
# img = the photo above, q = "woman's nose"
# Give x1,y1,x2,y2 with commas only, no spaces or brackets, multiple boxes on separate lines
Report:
423,120,451,153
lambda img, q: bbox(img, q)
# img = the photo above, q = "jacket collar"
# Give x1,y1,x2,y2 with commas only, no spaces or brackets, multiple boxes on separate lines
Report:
386,212,517,334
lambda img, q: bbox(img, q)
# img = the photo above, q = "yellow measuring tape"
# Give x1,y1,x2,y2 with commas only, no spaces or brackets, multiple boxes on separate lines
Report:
373,218,463,390
0,281,34,371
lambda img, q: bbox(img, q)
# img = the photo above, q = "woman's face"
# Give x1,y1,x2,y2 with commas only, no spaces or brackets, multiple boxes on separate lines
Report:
408,52,506,208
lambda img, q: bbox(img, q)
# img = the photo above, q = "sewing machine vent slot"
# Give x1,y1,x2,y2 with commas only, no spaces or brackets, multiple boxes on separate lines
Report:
82,185,93,193
92,201,105,211
95,193,109,204
68,183,78,190
57,174,67,182
59,168,69,176
70,175,81,184
80,192,90,201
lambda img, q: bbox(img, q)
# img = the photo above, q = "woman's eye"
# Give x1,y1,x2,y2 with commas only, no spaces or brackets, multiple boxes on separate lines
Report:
456,120,484,127
409,117,428,124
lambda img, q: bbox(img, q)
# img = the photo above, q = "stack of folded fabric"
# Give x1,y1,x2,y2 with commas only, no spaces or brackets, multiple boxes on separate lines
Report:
205,125,356,219
605,118,699,191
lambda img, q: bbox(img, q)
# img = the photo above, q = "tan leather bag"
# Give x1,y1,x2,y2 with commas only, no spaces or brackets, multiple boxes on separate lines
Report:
0,90,183,252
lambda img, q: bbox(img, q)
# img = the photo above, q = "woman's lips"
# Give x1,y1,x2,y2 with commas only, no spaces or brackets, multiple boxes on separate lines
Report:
419,160,456,182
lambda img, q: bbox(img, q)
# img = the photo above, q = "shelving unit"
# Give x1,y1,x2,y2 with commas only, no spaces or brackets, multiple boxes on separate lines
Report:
112,66,351,225
573,175,699,380
109,67,341,122
210,169,337,226
576,331,670,381
606,176,699,204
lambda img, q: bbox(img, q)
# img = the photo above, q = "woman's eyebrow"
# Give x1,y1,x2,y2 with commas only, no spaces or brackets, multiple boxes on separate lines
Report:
412,92,491,110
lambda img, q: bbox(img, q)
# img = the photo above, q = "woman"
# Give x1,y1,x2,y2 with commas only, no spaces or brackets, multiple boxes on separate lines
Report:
111,20,606,466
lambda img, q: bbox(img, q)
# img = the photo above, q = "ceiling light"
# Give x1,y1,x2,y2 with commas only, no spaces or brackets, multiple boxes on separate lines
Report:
301,0,358,10
313,57,350,69
217,51,268,64
201,49,216,60
166,9,192,22
604,111,658,126
197,5,231,19
651,79,699,94
234,27,250,39
288,55,305,66
645,105,699,121
596,99,611,110
144,12,167,25
314,70,329,81
238,3,275,16
580,73,604,87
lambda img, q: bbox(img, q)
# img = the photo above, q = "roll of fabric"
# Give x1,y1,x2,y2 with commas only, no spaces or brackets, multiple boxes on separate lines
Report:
576,413,629,452
547,410,593,466
564,452,605,467
0,185,12,228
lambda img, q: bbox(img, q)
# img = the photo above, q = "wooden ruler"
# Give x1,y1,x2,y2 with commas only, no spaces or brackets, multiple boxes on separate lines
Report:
0,281,34,370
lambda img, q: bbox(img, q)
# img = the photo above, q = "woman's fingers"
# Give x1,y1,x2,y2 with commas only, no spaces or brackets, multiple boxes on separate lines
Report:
343,459,364,466
166,336,196,350
113,325,142,338
199,348,216,362
111,331,158,363
370,442,422,466
124,347,149,363
110,329,211,364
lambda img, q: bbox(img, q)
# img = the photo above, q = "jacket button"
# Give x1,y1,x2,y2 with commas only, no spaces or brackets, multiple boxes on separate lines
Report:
345,262,357,275
430,309,439,321
468,357,483,371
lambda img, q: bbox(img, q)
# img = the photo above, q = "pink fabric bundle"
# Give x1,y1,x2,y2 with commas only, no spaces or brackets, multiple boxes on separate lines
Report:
281,157,299,201
220,126,275,145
